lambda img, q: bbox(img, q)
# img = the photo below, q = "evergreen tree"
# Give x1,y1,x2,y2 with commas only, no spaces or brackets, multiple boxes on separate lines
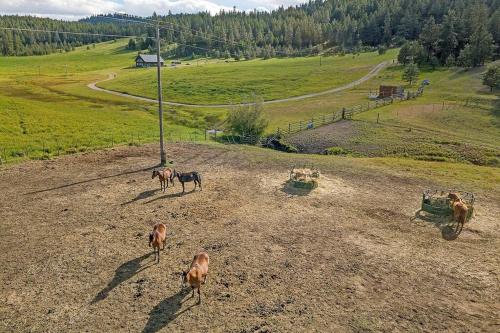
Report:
419,16,441,61
469,24,494,66
439,11,458,63
402,62,419,85
482,65,499,92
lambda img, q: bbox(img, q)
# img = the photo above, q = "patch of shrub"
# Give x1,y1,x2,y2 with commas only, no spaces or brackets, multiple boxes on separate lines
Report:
65,147,78,154
485,157,499,166
415,155,447,162
262,135,298,153
10,150,25,157
324,146,348,155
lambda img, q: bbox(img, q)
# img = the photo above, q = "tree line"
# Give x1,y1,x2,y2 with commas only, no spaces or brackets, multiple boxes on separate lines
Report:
1,0,498,65
0,15,146,56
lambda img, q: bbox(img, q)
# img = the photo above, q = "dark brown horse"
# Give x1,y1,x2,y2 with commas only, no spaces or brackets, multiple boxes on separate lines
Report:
175,171,202,193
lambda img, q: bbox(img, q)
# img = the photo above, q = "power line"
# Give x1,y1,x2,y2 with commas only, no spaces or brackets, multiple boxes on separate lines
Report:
99,15,315,57
0,26,213,53
0,26,146,39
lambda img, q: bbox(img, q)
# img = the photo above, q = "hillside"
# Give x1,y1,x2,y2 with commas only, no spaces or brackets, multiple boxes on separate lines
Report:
98,49,397,104
2,0,499,59
285,65,500,166
0,40,203,163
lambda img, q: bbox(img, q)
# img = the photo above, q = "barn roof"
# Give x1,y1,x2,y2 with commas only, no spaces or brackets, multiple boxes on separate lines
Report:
136,54,164,63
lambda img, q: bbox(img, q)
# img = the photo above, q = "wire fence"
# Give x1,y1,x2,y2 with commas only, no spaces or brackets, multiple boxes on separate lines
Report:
0,130,207,165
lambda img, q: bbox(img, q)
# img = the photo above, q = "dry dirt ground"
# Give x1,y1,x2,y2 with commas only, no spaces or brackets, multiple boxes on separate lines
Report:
1,143,499,332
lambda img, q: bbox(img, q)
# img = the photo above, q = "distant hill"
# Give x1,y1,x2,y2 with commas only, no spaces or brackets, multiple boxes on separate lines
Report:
1,0,499,58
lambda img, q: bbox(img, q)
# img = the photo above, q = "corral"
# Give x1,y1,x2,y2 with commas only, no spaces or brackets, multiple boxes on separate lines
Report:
1,143,499,332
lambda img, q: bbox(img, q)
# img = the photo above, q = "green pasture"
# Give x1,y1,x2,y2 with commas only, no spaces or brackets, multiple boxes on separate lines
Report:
98,48,398,104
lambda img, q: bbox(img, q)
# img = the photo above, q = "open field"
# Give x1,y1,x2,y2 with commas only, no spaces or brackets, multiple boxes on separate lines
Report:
0,40,224,162
1,39,498,169
98,49,398,105
1,143,499,332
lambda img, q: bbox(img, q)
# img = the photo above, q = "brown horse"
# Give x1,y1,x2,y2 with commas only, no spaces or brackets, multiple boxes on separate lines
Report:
182,251,209,303
149,223,167,263
448,192,469,234
152,168,175,192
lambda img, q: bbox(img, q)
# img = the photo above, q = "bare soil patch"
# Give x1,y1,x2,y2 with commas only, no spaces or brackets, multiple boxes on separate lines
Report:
1,143,499,332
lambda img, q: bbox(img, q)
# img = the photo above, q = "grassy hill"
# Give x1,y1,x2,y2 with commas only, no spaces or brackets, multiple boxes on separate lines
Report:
286,65,499,166
0,40,208,163
97,49,397,105
0,39,498,168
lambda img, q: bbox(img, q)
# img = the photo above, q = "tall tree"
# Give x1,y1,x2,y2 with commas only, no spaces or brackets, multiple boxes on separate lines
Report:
482,65,499,92
402,62,420,86
439,11,458,63
419,16,441,61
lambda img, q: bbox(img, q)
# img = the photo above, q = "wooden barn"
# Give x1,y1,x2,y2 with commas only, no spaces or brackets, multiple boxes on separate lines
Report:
135,54,164,67
379,85,404,98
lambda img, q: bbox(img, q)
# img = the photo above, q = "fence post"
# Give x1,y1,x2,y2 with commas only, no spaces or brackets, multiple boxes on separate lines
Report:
322,114,325,125
214,130,217,141
205,129,207,141
299,121,303,131
342,108,346,120
377,113,380,124
288,123,291,134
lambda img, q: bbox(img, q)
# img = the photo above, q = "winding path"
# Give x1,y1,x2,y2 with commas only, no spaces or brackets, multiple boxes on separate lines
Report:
87,61,388,108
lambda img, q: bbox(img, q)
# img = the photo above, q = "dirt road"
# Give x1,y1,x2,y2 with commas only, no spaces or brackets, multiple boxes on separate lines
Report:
1,143,498,332
87,62,388,108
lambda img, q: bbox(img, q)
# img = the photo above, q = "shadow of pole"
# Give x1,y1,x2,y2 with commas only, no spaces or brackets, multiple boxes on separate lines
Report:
91,252,153,304
25,166,157,195
142,288,195,333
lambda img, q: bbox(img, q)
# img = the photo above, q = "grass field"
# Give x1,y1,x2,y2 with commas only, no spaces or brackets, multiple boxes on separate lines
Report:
286,65,499,165
98,49,398,104
0,40,219,162
0,39,498,168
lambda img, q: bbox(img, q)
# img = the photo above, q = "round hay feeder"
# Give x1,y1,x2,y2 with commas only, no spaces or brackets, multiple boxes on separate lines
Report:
421,189,475,221
414,189,475,240
288,166,320,190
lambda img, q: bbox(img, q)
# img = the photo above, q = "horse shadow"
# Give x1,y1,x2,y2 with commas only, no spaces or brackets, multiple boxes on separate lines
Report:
142,189,196,204
142,288,196,333
91,252,153,304
411,209,462,241
122,189,160,206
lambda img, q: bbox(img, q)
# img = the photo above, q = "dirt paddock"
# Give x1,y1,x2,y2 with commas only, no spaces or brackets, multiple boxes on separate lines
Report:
1,143,499,332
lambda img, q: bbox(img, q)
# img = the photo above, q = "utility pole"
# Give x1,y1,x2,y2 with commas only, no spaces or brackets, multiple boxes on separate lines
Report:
156,23,167,166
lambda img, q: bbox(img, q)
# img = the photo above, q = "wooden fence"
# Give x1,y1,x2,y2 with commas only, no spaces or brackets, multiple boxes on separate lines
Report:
276,88,424,137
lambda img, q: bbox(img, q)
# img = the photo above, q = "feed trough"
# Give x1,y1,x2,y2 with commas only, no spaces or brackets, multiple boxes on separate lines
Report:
416,189,475,240
289,166,320,190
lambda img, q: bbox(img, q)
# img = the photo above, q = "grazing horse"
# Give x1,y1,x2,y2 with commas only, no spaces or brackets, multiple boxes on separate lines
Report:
175,171,202,193
149,223,167,263
448,192,469,233
182,251,209,303
152,168,175,192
